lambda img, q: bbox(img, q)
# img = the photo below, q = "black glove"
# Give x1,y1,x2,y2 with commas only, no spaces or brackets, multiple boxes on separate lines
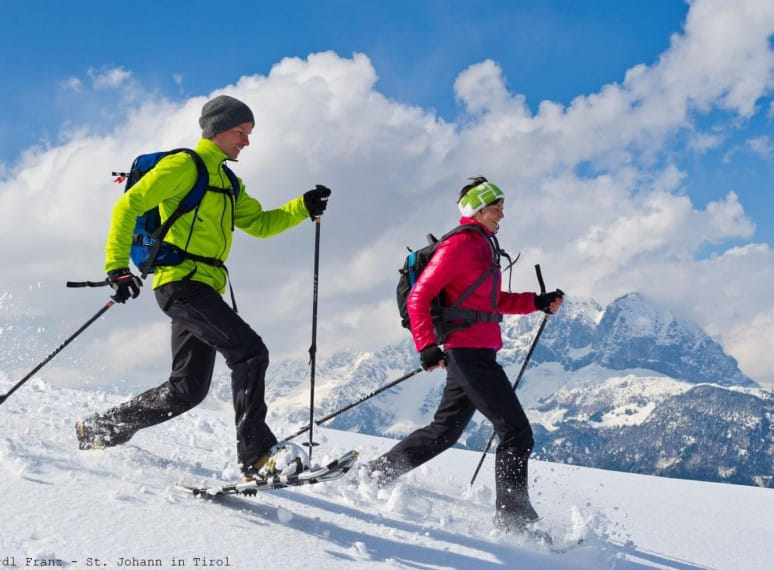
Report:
107,268,142,303
303,184,332,220
419,344,445,371
534,289,565,314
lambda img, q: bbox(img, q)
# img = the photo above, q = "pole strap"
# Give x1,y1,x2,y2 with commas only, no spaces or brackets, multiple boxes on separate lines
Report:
66,279,109,288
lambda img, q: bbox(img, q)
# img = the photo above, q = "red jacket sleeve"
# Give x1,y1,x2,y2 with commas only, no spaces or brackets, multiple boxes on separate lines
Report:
497,291,537,314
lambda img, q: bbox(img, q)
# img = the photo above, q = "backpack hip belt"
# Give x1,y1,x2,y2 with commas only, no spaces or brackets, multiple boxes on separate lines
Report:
136,236,225,269
440,307,503,323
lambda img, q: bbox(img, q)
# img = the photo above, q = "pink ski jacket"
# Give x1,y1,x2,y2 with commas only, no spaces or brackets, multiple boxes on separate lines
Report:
407,217,537,352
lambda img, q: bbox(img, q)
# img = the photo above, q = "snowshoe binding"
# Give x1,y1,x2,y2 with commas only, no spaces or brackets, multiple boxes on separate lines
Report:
243,441,311,481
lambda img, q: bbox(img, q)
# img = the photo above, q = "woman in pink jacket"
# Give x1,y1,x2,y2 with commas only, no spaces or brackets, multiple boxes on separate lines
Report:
367,177,563,533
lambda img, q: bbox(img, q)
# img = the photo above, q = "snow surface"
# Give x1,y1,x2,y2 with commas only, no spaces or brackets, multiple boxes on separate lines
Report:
2,375,773,570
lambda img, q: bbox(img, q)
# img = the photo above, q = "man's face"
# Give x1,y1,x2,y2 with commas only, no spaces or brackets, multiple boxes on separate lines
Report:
211,122,253,160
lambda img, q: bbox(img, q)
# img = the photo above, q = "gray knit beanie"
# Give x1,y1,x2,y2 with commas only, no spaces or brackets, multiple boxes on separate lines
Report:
199,95,254,138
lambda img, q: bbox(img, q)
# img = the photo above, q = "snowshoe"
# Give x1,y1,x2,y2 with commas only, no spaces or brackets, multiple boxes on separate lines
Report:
243,441,310,481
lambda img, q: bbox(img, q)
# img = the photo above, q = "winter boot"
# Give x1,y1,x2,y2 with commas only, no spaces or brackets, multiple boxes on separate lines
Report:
75,414,135,450
493,504,539,533
361,455,411,488
350,458,392,488
494,447,540,530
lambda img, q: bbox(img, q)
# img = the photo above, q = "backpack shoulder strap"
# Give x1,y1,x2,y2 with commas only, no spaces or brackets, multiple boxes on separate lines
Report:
222,163,241,199
439,224,473,242
149,148,208,239
167,148,210,212
439,223,502,310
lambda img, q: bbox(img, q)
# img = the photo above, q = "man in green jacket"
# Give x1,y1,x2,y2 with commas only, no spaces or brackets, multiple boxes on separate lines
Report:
76,95,332,479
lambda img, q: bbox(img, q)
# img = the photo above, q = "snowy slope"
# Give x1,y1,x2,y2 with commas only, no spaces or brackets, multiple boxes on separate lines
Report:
2,376,773,570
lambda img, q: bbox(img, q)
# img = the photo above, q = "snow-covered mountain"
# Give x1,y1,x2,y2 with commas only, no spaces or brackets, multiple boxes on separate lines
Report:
499,292,755,387
255,293,771,488
530,379,772,488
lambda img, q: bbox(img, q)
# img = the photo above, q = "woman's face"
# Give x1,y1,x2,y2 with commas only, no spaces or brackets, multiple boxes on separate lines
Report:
474,199,504,233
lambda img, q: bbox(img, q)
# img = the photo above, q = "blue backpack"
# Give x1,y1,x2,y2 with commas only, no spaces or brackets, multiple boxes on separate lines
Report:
115,148,240,277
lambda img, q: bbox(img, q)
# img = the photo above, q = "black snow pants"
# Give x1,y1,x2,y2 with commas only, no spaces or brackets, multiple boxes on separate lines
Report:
92,280,276,468
370,348,535,515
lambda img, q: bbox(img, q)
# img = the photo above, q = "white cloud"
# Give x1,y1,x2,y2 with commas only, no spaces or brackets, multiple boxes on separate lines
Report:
747,135,773,159
87,66,133,89
574,192,697,262
687,130,724,153
61,77,82,92
85,321,169,378
658,0,774,118
722,305,774,384
454,59,517,115
723,135,774,163
1,0,773,387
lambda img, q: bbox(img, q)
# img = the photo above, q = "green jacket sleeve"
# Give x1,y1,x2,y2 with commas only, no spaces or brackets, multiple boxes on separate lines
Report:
104,153,196,273
233,189,310,238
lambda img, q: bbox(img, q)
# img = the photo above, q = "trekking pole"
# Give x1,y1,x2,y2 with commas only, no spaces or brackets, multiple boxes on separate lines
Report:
280,367,424,442
469,264,552,486
0,300,115,407
305,217,323,460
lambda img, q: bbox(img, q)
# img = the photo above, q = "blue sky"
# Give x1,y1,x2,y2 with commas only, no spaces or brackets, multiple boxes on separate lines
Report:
1,0,772,387
3,1,687,124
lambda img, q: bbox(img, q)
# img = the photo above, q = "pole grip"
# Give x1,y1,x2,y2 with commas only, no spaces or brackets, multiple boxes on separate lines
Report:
535,264,546,294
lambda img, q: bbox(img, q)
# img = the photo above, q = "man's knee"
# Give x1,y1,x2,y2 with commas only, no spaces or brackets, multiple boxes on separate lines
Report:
167,377,210,408
228,332,269,367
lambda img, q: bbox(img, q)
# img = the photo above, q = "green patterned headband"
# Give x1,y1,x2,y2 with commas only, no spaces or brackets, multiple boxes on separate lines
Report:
457,181,505,217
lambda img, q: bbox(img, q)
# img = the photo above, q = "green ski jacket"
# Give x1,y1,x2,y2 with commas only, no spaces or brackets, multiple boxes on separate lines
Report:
105,138,309,294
